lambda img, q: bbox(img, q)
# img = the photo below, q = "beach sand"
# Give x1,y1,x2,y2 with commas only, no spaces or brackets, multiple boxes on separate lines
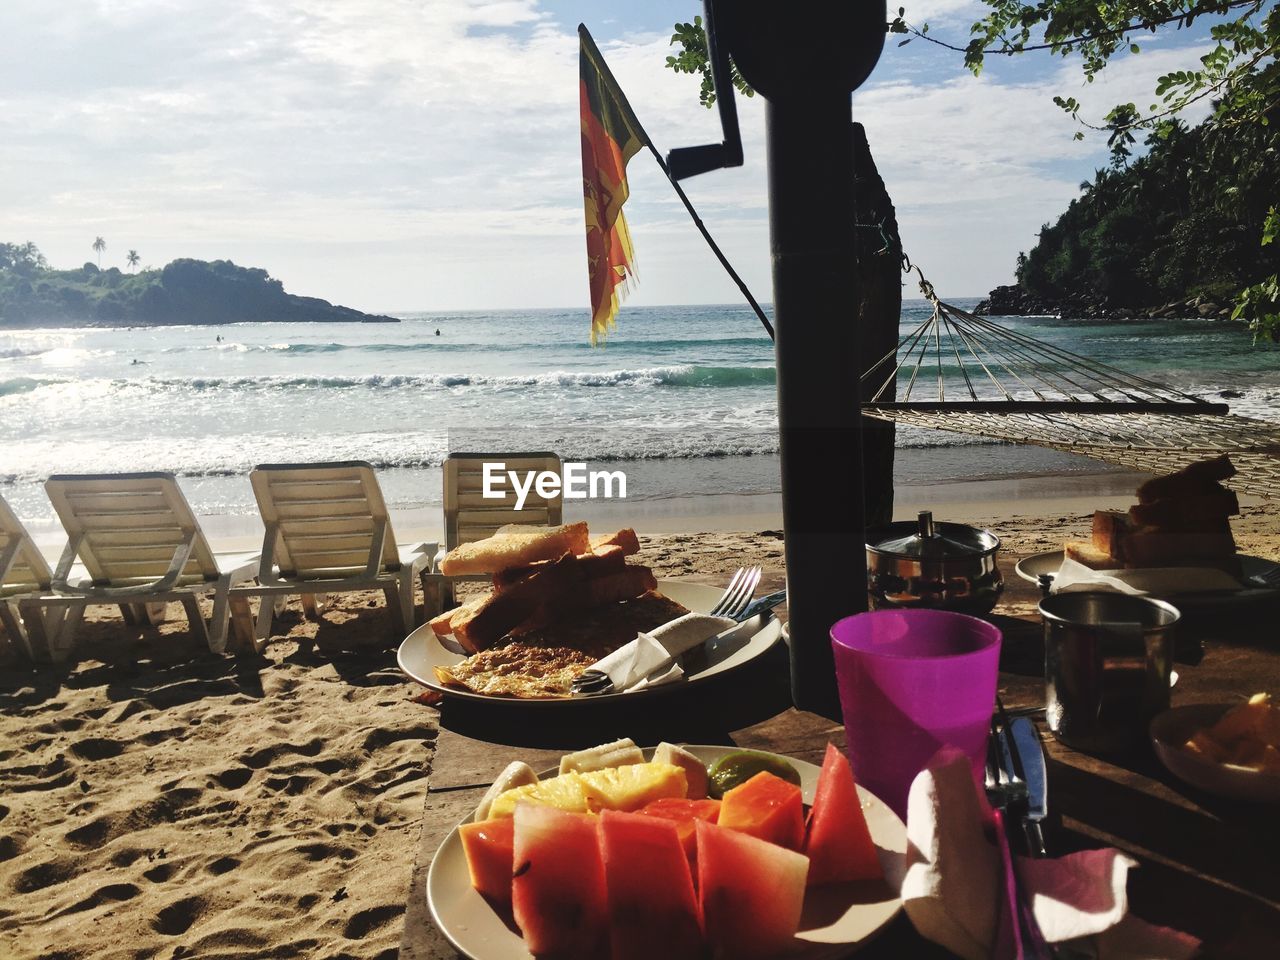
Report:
3,494,1278,959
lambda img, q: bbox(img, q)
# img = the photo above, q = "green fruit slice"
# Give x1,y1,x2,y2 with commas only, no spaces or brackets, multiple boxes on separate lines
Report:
707,750,802,799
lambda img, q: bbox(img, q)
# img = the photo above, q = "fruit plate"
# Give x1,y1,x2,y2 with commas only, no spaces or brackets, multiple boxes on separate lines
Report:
425,745,907,960
398,580,783,705
1150,704,1280,803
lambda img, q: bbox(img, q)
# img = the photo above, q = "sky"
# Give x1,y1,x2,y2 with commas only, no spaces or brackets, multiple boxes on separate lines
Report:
0,1,1219,312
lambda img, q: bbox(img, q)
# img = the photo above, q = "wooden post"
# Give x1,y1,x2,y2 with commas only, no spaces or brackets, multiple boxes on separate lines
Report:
853,123,902,528
715,1,886,718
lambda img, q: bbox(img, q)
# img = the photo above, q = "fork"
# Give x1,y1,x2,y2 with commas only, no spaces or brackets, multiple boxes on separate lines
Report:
570,566,764,695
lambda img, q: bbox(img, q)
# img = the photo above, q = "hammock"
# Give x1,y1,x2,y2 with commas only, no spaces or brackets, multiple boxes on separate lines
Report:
861,269,1280,499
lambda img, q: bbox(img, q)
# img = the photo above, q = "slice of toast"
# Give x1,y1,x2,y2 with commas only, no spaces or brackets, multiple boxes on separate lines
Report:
429,594,486,642
452,559,659,652
438,521,590,576
492,544,627,591
1121,529,1237,568
1128,489,1240,530
1091,511,1129,560
1137,455,1236,504
590,528,640,556
1066,540,1119,570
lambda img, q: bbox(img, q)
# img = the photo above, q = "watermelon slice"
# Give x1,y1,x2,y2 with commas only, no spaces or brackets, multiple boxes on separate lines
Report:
804,743,882,885
635,797,721,870
716,770,805,850
598,810,703,960
511,803,608,957
696,820,809,959
458,817,514,904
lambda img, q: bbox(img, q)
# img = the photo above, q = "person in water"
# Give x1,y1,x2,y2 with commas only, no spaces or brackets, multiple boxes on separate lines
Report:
435,328,440,336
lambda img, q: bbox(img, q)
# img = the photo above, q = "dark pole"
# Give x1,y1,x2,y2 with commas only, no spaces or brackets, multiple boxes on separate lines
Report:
717,3,886,718
768,95,863,718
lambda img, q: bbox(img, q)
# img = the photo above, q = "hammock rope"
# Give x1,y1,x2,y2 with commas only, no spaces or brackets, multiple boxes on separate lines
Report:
861,266,1280,499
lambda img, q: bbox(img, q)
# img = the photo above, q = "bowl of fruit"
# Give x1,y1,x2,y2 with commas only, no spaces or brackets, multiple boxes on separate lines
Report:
1150,693,1280,803
427,739,908,959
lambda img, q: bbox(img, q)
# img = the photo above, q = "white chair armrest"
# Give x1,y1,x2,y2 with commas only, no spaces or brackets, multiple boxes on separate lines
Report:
51,531,196,598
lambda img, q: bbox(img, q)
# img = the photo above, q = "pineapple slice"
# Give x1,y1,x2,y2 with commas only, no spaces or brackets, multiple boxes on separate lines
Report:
579,762,687,811
486,762,687,819
488,772,593,819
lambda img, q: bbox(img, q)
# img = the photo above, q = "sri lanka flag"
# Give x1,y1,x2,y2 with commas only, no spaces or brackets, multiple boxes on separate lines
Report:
579,26,647,344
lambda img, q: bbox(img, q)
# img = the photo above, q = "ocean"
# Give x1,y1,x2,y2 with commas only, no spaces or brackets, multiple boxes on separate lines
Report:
2,300,1277,528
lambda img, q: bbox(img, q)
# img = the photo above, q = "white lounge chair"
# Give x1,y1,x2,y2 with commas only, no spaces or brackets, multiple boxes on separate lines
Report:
422,451,563,615
234,461,435,651
0,495,63,659
28,472,258,661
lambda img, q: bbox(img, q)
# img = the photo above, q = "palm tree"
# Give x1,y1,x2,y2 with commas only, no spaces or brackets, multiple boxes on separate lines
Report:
126,249,140,272
92,236,106,266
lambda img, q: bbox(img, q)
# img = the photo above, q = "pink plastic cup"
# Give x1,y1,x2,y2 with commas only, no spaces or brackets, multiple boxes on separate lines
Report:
830,609,1002,817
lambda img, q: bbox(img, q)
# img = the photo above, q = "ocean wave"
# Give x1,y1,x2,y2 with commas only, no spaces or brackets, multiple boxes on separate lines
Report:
0,377,48,397
1,365,776,396
0,347,46,360
160,336,775,356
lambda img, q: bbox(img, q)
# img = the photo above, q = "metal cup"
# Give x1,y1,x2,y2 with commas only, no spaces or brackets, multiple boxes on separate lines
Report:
1039,591,1181,753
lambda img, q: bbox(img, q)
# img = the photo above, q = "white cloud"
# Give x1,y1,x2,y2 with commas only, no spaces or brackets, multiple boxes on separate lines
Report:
0,1,1219,310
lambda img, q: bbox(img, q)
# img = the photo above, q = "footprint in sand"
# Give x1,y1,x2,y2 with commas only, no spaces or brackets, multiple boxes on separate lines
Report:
69,737,125,761
152,895,207,936
0,835,21,861
240,737,324,769
343,903,405,940
62,882,141,916
65,815,113,848
296,841,357,862
206,856,240,876
213,766,253,790
143,862,178,883
360,722,436,753
264,773,316,795
13,858,76,893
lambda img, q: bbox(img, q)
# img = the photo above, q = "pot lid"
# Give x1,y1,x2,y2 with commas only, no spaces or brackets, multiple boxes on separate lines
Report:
868,511,999,559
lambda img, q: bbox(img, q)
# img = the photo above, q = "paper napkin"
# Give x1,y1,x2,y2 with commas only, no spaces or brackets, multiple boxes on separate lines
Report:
902,748,1200,960
587,612,734,693
1053,556,1241,596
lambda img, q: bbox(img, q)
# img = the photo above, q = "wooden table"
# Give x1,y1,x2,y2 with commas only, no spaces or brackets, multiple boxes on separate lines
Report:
400,560,1280,958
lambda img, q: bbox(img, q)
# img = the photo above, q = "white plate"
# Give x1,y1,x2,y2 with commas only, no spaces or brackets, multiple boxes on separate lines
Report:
1150,704,1280,803
1013,547,1274,593
398,580,783,705
426,745,907,959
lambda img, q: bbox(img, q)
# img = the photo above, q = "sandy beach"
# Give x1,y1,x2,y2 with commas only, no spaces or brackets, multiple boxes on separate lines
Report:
3,489,1279,959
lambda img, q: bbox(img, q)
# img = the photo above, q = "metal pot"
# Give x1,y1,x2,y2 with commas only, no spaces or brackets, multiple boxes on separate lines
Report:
1040,591,1180,753
866,511,1004,615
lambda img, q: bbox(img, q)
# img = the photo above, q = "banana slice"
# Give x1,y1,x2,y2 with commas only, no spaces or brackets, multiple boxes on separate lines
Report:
474,761,539,821
653,742,708,799
558,738,644,775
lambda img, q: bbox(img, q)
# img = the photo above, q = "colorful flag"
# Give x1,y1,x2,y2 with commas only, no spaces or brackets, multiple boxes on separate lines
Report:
579,26,648,344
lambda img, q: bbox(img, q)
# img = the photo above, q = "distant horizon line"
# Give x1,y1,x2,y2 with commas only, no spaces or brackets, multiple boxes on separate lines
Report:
376,295,986,315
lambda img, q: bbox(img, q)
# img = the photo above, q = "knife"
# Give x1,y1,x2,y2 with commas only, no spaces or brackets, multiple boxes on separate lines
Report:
1010,717,1049,858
